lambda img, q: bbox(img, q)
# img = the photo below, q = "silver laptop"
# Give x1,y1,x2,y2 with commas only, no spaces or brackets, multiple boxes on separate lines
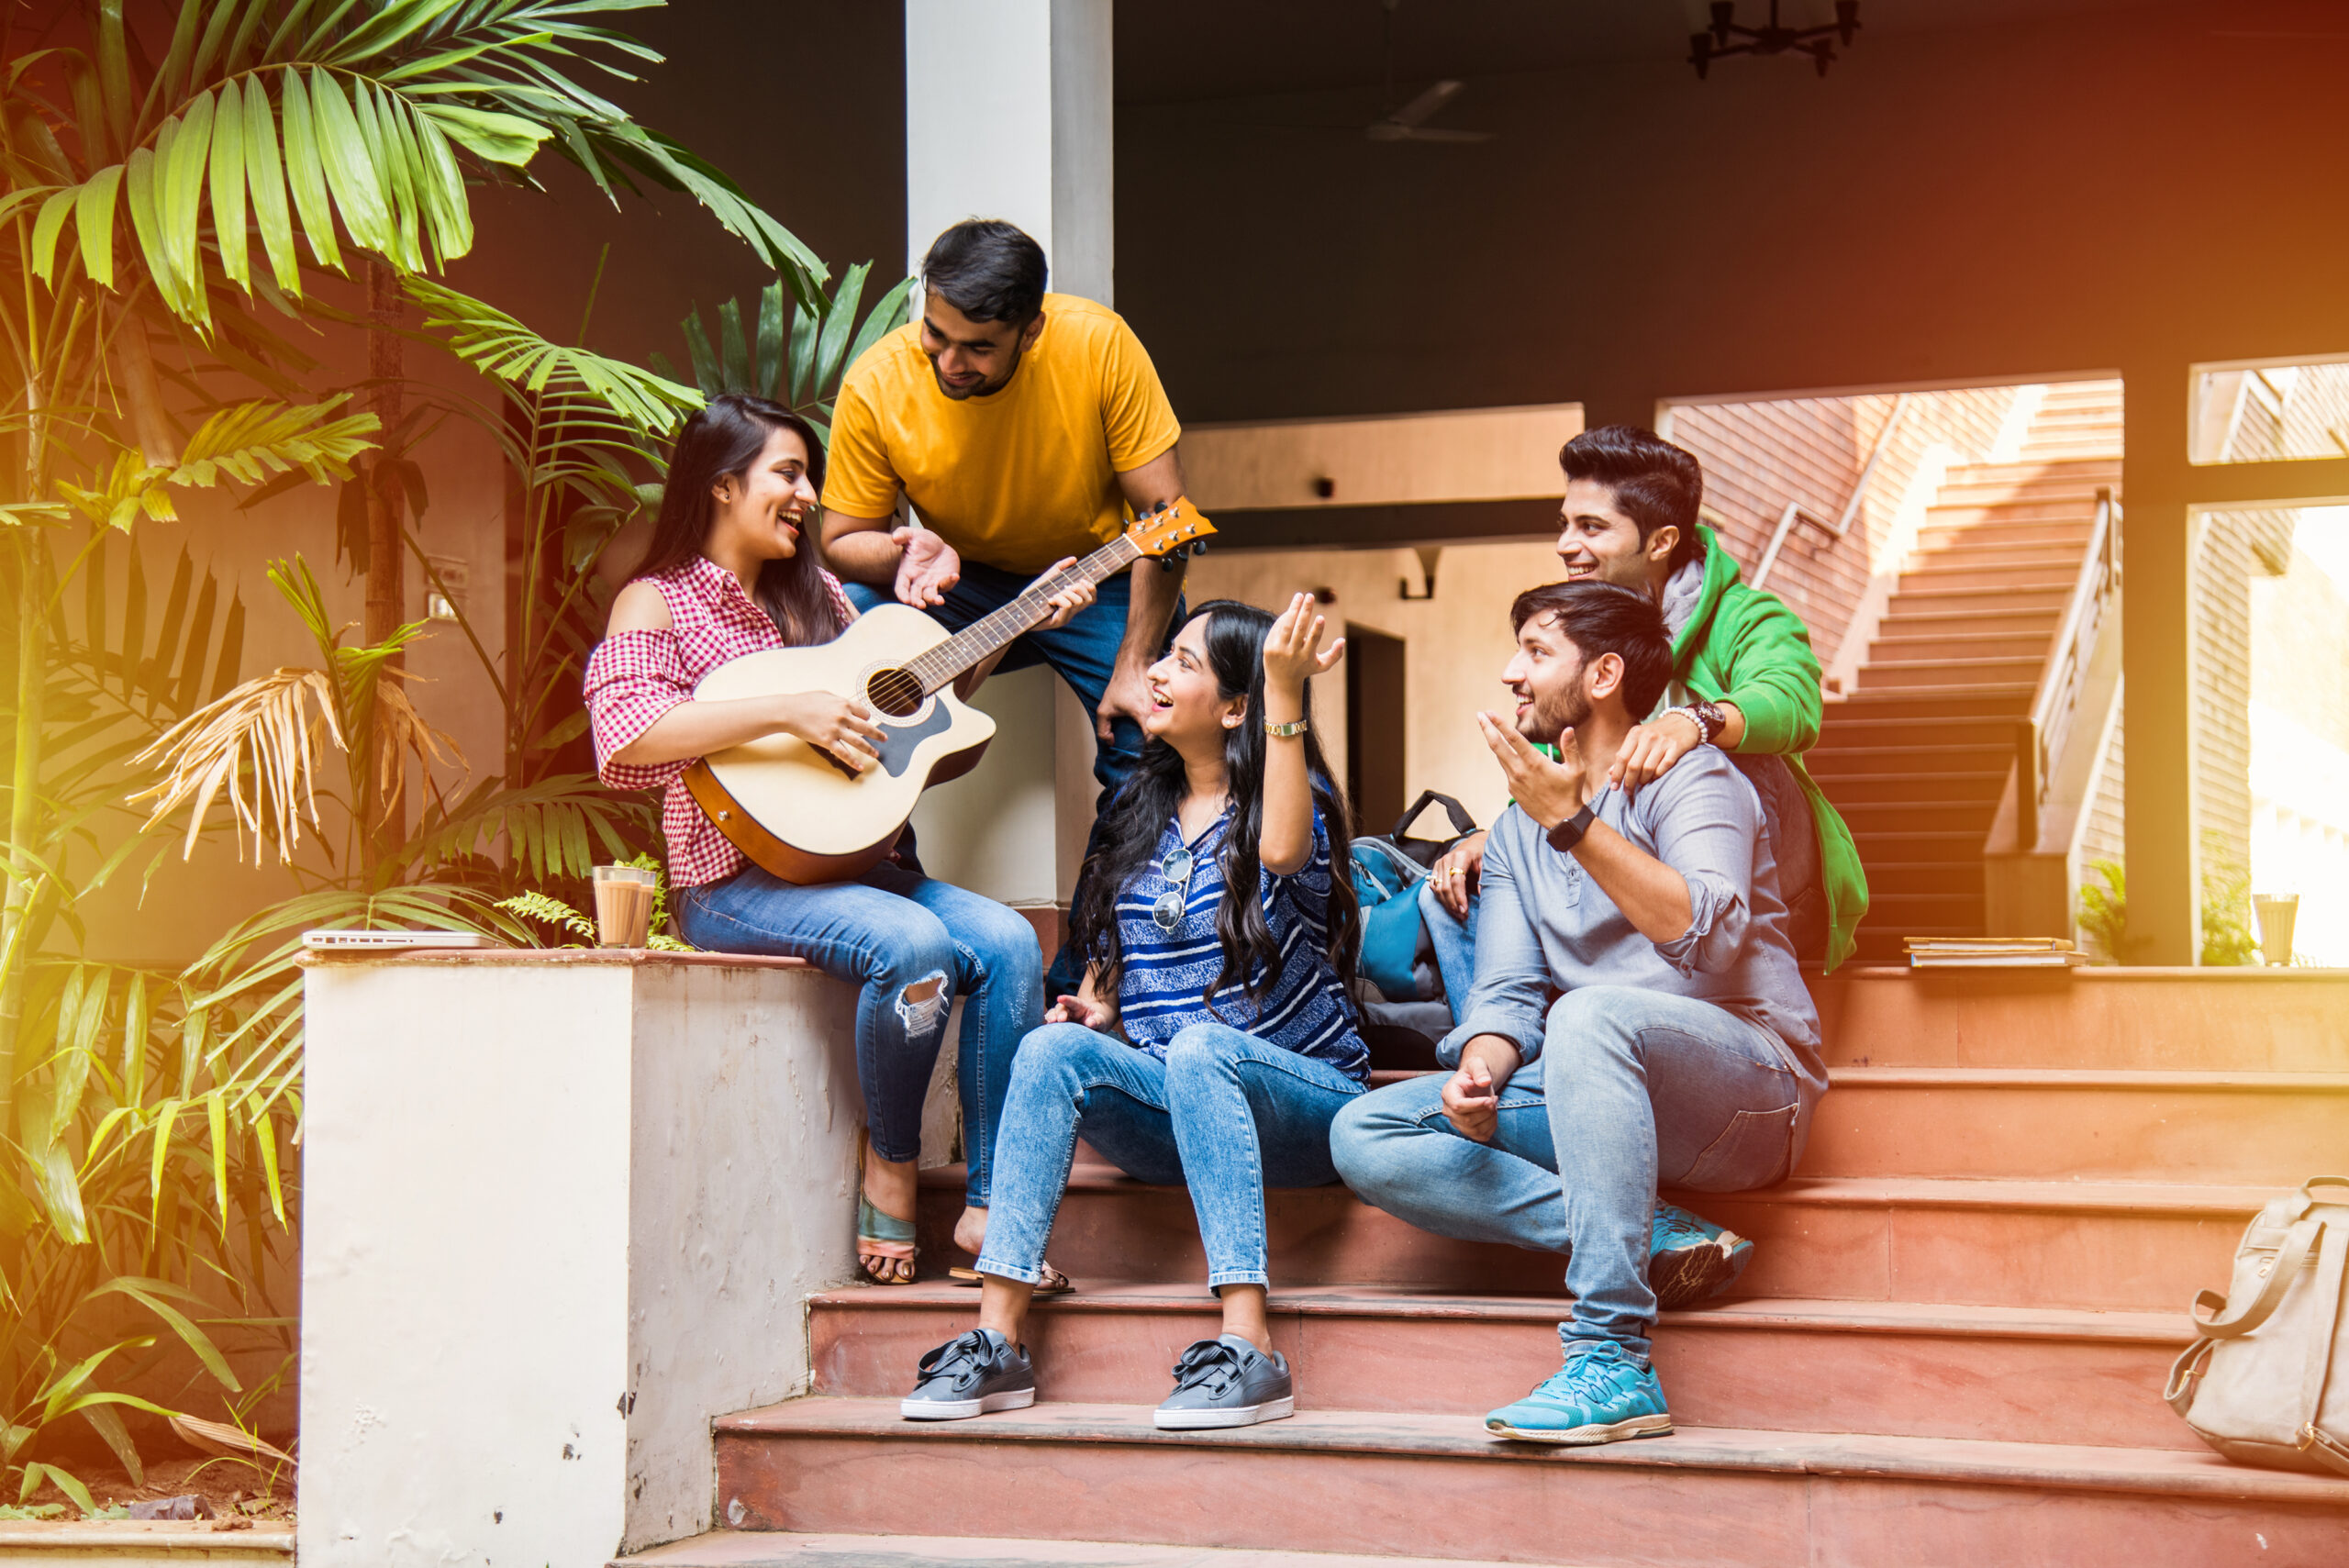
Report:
302,929,499,951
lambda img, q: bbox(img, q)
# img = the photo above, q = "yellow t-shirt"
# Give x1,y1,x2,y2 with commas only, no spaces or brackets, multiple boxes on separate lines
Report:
821,294,1182,574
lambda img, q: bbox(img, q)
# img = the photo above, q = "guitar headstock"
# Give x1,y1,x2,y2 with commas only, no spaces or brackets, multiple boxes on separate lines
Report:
1126,496,1217,559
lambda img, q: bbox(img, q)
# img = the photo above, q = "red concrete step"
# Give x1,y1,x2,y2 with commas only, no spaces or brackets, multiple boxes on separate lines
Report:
1878,583,2074,616
1876,606,2063,638
1808,1068,2349,1183
1826,684,2035,720
1856,656,2046,689
1865,631,2055,663
1808,770,2006,804
807,1283,2202,1451
913,1168,2267,1312
1805,742,2011,777
1832,798,1998,833
1895,562,2079,594
1853,891,1984,929
714,1400,2349,1568
1907,538,2089,570
1812,714,2026,749
1916,520,2104,551
1813,968,2349,1073
1935,465,2121,497
1844,828,1993,864
621,1534,1559,1568
1833,859,1983,895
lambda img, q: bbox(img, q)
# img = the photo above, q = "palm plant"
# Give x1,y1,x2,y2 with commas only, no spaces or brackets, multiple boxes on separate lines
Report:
0,0,836,1506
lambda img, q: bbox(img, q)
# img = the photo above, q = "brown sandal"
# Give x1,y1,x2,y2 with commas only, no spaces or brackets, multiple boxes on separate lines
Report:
949,1263,1074,1296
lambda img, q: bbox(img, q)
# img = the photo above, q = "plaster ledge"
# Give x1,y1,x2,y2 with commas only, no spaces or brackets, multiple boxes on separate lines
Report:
295,946,812,971
0,1518,292,1562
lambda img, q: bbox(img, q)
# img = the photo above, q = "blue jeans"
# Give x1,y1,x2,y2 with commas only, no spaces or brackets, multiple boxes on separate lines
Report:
674,861,1042,1207
974,1020,1365,1290
1330,985,1810,1363
1420,879,1478,1023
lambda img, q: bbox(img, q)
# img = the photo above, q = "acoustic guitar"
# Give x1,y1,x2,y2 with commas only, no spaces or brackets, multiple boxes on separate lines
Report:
685,499,1216,884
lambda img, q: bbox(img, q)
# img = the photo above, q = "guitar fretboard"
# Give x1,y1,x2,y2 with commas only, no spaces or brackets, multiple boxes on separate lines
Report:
906,533,1147,695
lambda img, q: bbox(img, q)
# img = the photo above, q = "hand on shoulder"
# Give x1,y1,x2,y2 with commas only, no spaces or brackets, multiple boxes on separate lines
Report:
607,579,674,636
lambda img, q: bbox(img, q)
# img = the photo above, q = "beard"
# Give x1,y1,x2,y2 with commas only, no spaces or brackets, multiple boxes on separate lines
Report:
928,338,1025,401
1516,679,1591,745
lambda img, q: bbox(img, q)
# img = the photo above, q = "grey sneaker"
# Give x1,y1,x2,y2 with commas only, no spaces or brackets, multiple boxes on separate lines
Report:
1153,1334,1295,1430
899,1329,1035,1421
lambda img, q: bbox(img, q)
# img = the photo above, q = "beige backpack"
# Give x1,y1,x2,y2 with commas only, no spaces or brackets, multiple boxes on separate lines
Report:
2165,1177,2349,1474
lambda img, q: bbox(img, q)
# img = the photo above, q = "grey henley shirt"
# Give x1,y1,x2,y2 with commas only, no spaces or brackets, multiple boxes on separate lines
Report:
1438,746,1827,1104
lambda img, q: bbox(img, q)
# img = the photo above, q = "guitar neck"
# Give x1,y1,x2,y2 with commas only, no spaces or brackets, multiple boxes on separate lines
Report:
907,534,1148,695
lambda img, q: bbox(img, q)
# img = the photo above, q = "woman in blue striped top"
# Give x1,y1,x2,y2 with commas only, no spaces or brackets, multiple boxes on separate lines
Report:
899,596,1368,1429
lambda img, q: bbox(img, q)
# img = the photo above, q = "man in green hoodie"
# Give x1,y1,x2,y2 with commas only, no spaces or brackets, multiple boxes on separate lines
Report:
1424,424,1867,1001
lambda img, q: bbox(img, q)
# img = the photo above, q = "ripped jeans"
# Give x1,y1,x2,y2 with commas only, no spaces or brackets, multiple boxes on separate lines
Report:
675,861,1042,1207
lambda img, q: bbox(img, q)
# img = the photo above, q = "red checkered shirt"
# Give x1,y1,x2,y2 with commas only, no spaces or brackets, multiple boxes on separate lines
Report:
584,555,857,887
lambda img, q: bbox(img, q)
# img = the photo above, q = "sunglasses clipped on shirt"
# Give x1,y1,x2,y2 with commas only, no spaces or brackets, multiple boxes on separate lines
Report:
1152,846,1196,934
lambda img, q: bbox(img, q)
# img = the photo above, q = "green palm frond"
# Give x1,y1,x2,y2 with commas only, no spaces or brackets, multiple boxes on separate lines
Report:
670,265,914,433
24,1,825,328
50,398,378,532
406,276,701,433
396,772,650,884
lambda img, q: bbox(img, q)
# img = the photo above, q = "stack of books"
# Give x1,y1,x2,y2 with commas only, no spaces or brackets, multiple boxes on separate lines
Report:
1905,937,2087,970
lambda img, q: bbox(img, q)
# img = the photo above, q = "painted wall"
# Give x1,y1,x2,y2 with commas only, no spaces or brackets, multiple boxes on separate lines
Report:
1187,540,1562,831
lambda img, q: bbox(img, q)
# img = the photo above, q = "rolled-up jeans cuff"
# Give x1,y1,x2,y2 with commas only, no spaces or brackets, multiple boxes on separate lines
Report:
973,1254,1041,1285
1208,1269,1269,1290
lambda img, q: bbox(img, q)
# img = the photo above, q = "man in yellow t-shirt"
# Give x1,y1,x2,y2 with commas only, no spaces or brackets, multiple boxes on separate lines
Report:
819,220,1189,819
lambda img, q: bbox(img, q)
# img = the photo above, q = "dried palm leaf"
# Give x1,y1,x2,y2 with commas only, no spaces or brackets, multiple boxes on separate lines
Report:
129,669,338,864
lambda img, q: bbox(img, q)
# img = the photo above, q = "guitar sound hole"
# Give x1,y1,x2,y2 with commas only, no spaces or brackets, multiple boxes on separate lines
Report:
864,667,924,717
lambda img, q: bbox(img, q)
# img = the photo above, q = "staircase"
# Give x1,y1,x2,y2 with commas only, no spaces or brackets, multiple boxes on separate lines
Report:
1809,381,2125,962
624,968,2349,1568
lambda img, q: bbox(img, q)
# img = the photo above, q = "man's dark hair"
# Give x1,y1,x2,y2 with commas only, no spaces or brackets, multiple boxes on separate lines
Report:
921,219,1048,325
1509,580,1675,717
1559,425,1706,574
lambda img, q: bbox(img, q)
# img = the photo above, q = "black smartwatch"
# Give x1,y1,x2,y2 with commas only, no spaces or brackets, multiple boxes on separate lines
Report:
1547,800,1599,853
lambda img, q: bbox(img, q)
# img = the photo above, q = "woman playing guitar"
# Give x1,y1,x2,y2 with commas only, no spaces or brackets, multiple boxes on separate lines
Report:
584,394,1092,1287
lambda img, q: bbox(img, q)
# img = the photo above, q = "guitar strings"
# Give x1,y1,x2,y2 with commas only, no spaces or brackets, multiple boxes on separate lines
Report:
905,534,1145,695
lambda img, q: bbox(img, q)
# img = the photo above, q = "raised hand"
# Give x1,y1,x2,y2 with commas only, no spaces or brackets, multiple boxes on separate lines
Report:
1263,592,1345,694
1475,710,1586,832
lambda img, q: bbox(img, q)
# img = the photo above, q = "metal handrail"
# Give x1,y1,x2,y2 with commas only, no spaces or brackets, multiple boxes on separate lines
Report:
2014,487,2121,850
1748,392,1913,591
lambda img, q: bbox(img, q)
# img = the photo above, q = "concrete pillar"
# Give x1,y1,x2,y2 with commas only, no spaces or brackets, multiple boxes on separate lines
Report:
2120,360,2199,964
296,950,863,1564
901,0,1114,918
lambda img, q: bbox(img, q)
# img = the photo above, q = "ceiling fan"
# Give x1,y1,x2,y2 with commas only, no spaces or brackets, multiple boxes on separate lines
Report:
1365,0,1491,144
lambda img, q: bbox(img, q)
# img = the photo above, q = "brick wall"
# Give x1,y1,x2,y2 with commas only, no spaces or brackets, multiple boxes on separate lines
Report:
1667,387,2016,666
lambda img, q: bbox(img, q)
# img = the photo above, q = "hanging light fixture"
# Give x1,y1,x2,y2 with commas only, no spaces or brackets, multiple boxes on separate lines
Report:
1688,1,1861,79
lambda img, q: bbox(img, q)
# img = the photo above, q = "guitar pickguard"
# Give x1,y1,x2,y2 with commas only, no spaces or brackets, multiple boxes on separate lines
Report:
874,703,953,778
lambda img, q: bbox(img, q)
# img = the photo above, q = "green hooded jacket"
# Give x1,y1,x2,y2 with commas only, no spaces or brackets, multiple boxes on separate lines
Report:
1671,523,1867,972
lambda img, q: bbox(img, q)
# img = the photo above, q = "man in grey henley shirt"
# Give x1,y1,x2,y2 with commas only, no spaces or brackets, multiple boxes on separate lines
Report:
1330,580,1825,1448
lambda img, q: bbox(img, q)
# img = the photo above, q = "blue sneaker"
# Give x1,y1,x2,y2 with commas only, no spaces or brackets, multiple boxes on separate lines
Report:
1651,1201,1753,1309
1486,1341,1673,1445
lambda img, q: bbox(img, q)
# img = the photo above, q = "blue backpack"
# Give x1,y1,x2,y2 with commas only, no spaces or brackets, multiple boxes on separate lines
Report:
1348,792,1478,1004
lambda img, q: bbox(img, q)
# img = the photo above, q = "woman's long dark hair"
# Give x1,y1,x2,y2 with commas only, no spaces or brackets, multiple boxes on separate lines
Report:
632,394,844,648
1072,599,1362,1014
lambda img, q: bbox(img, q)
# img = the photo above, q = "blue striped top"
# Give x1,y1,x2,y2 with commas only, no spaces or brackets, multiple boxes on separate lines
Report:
1114,806,1369,1081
